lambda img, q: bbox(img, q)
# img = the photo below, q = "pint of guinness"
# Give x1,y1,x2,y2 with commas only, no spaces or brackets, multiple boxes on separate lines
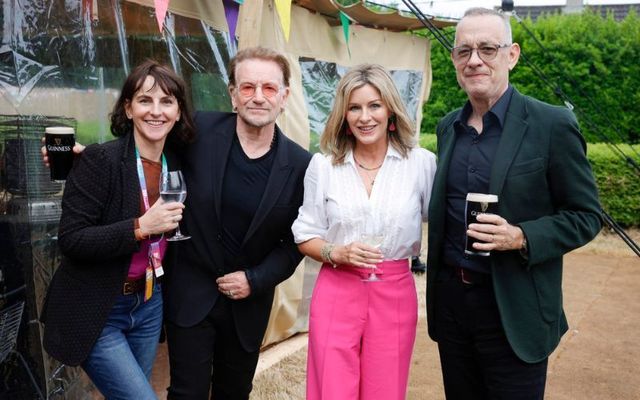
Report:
45,126,75,182
465,193,499,256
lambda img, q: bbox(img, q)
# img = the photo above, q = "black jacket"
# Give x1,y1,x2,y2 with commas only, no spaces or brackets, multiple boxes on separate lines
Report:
163,111,311,352
41,133,178,366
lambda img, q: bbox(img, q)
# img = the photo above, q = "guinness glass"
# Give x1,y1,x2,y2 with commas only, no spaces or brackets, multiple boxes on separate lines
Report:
45,126,75,182
465,193,499,256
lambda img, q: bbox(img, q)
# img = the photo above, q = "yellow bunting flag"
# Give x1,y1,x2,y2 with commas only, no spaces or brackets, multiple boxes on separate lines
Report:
274,0,291,41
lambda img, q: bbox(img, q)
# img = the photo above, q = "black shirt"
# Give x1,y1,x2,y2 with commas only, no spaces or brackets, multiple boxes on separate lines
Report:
220,133,277,268
442,86,513,274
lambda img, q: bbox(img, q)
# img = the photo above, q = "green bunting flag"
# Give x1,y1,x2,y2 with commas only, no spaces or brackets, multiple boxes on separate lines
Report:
339,11,351,57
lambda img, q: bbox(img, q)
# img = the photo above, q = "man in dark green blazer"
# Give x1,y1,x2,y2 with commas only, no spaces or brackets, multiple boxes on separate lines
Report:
426,8,602,399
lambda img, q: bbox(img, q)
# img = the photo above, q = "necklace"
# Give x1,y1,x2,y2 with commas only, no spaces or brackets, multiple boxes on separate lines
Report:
353,155,383,171
354,159,381,187
361,168,377,186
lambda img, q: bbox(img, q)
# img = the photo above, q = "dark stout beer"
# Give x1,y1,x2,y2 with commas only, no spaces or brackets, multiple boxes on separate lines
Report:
465,193,499,256
45,126,75,182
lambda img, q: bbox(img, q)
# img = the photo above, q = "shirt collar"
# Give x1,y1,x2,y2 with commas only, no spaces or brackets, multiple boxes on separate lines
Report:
454,85,514,130
346,143,403,167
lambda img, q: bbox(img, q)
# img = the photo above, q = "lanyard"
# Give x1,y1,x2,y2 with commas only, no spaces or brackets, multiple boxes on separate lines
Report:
134,148,168,298
135,148,167,212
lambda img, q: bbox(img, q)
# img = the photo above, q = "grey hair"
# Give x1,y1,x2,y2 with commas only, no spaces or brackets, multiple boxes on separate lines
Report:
460,7,512,44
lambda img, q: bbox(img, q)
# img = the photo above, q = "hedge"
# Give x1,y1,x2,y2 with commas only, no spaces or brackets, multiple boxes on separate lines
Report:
588,143,640,227
421,9,640,145
419,134,640,227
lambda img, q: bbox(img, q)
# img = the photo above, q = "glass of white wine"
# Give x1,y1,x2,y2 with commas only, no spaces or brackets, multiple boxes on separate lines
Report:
160,170,191,241
360,220,384,282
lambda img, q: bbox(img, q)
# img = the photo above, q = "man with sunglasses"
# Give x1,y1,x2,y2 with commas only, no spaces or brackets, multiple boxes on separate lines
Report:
163,47,311,399
426,8,601,399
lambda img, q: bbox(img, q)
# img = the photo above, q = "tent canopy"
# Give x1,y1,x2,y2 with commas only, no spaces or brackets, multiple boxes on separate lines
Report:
295,0,457,31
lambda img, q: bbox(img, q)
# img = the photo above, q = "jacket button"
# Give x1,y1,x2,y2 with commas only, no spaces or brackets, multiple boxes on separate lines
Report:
216,234,222,241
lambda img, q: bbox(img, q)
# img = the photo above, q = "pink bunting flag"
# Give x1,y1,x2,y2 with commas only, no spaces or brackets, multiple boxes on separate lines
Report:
154,0,169,33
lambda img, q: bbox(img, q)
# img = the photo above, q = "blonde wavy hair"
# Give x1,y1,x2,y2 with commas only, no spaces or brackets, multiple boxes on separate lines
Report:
320,64,416,165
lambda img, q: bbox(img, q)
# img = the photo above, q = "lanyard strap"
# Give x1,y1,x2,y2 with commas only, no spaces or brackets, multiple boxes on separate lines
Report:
134,148,168,211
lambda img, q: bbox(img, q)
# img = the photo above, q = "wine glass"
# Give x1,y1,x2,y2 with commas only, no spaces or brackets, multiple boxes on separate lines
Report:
360,220,384,282
160,170,191,241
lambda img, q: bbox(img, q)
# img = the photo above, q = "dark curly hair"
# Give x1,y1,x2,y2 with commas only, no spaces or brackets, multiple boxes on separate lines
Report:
110,60,195,147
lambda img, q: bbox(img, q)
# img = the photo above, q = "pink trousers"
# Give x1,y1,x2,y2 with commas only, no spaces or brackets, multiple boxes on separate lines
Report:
306,259,418,400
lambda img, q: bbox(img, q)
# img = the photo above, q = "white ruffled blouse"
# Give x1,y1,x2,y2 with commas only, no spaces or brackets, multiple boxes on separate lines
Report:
292,145,437,260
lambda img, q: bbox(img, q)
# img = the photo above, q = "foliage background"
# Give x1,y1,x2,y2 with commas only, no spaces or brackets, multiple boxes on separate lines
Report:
421,9,640,145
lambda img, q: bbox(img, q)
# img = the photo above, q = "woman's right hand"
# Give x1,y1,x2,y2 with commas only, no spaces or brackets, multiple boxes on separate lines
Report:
138,200,185,236
331,241,383,269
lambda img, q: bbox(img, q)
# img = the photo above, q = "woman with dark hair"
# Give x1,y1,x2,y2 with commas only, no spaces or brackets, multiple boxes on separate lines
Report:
41,60,195,399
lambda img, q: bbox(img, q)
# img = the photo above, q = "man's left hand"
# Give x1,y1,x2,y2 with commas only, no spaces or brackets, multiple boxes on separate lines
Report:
216,271,251,300
467,213,525,252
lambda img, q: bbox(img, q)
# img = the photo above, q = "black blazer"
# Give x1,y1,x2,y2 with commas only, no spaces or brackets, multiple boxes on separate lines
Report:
163,112,311,352
427,89,602,362
41,133,179,366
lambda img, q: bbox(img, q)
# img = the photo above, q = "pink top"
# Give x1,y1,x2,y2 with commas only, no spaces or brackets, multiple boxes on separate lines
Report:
128,238,167,278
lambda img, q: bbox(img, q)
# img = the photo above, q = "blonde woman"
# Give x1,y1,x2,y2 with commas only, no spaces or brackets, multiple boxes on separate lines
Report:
292,64,436,400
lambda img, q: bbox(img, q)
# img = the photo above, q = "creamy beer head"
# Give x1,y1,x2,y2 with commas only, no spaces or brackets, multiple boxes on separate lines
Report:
465,193,499,256
45,126,75,182
466,193,499,204
45,127,75,135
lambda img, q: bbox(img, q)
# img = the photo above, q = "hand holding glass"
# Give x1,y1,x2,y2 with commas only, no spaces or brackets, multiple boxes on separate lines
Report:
160,170,190,241
360,233,383,282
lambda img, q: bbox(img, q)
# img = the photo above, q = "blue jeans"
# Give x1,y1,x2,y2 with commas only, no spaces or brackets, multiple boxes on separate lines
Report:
82,282,162,400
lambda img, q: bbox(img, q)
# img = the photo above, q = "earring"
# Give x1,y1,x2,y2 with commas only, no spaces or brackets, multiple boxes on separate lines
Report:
345,127,352,135
388,118,396,132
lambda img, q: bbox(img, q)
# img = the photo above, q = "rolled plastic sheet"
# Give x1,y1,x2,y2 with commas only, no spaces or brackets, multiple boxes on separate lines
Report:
0,0,234,145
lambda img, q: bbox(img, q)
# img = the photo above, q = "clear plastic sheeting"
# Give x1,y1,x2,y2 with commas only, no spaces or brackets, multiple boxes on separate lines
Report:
0,0,233,145
300,59,423,153
0,1,233,398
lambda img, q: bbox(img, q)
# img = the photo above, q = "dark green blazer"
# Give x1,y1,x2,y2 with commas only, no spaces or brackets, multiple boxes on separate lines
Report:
426,88,602,363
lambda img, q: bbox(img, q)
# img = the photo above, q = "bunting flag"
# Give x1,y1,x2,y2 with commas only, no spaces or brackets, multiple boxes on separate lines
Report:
339,11,351,57
223,0,240,40
154,0,169,33
274,0,292,41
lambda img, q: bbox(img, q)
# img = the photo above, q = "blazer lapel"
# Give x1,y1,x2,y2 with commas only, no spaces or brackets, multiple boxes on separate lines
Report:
489,90,529,196
241,129,292,246
430,122,457,234
121,134,140,218
212,117,236,224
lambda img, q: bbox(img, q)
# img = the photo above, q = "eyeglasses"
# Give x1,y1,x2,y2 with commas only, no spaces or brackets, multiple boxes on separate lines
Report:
451,43,511,64
235,82,282,98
